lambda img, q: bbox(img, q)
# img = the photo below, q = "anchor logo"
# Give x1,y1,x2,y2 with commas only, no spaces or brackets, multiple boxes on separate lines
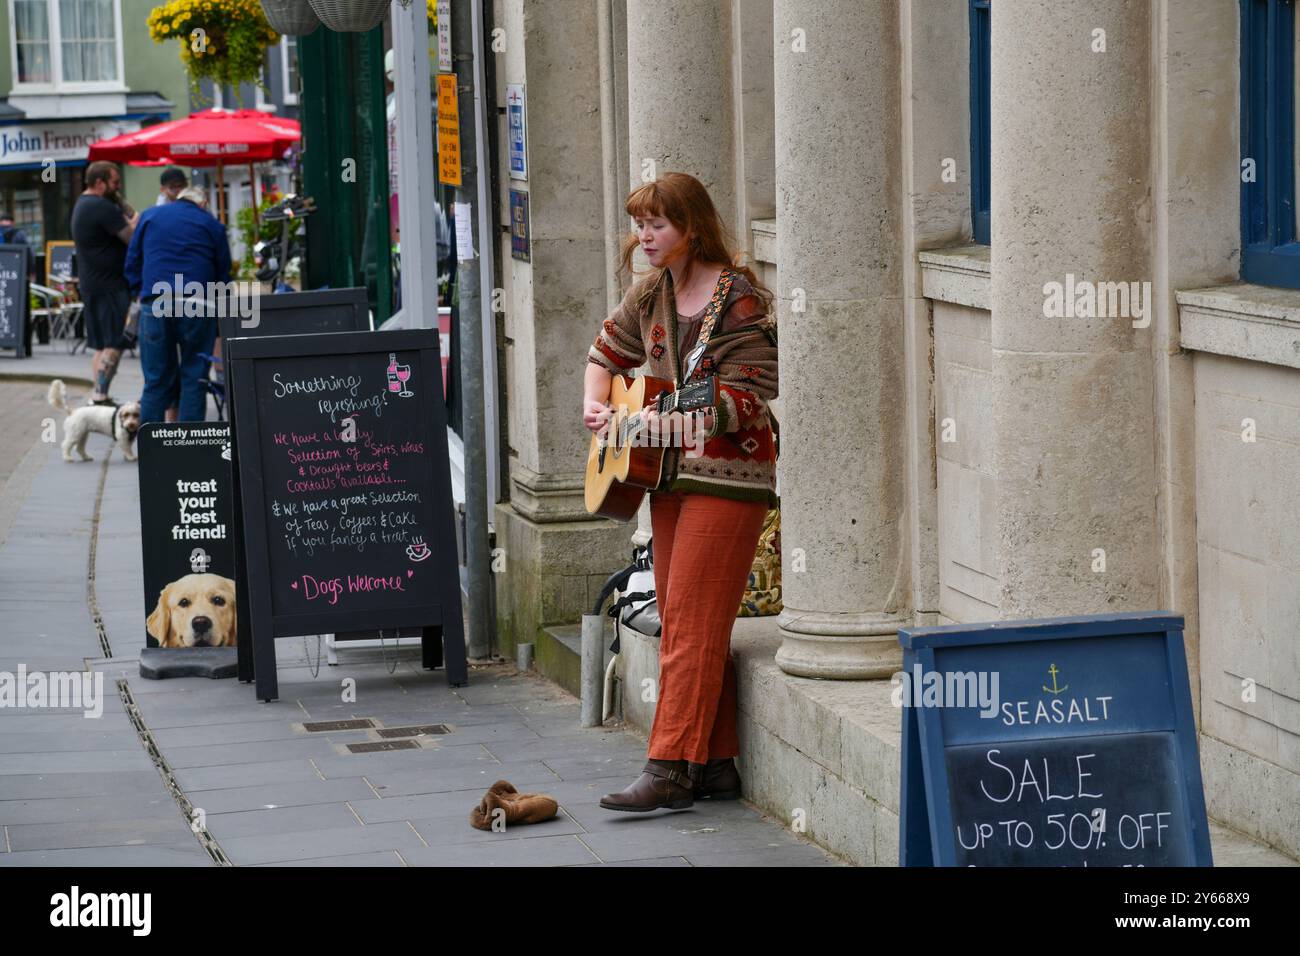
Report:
1042,663,1069,696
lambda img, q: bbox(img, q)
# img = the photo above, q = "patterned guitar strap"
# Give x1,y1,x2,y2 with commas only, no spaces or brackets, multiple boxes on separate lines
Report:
679,268,735,386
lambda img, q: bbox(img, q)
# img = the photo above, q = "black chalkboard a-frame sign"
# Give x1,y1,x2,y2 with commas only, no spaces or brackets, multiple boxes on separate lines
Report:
898,612,1212,867
219,287,371,683
0,244,30,358
45,241,76,283
227,328,467,701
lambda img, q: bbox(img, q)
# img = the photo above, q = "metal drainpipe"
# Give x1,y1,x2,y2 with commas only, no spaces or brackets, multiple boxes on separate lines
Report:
453,0,494,660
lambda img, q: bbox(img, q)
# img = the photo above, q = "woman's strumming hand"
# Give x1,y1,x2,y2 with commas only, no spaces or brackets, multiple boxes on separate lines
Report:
584,398,613,436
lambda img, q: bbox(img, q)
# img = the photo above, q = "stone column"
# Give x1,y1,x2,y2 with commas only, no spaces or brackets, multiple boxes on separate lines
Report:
625,0,736,226
773,0,908,679
624,0,738,544
493,0,633,656
990,1,1159,616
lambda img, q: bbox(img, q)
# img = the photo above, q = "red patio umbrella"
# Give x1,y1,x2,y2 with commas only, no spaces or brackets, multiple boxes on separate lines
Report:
88,108,300,165
88,109,301,224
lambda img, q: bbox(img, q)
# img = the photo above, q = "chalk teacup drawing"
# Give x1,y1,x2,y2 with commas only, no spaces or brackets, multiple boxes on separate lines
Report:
406,538,431,563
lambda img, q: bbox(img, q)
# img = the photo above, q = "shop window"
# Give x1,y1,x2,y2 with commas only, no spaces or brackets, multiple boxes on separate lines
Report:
9,0,123,89
255,53,274,112
282,36,299,106
969,0,990,245
1241,0,1300,288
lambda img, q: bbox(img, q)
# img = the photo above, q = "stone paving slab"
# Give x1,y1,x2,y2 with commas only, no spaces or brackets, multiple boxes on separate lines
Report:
400,834,600,867
204,802,363,840
0,770,167,801
573,856,693,867
308,746,509,778
171,759,329,792
0,748,156,775
7,816,196,852
255,850,406,867
530,754,648,782
0,792,177,826
575,823,819,864
215,821,429,865
408,810,588,847
0,843,211,867
0,729,143,754
159,737,343,770
353,790,515,824
184,777,379,814
361,760,560,797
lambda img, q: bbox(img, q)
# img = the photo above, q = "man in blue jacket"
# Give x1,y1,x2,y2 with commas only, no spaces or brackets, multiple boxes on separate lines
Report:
125,185,231,424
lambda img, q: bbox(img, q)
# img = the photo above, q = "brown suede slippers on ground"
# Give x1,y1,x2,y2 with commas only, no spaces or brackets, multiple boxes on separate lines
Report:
469,780,559,831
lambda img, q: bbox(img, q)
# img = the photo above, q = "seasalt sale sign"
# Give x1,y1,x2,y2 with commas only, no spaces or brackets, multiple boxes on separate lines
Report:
897,612,1212,867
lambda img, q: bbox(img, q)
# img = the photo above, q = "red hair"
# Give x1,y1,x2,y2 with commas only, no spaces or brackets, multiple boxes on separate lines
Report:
618,172,773,311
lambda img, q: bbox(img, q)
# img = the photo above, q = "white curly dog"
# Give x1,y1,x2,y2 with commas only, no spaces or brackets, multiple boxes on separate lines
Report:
47,379,141,462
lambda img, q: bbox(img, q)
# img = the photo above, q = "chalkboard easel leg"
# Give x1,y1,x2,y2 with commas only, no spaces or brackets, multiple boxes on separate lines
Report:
422,625,443,670
439,622,468,687
237,623,254,683
253,633,279,702
899,702,934,867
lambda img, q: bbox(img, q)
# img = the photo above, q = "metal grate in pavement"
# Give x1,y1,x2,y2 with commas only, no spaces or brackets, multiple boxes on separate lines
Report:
346,739,421,753
375,724,450,738
303,719,376,732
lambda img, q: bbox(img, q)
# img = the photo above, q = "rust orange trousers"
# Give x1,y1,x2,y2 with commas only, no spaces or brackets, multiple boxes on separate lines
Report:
646,490,768,765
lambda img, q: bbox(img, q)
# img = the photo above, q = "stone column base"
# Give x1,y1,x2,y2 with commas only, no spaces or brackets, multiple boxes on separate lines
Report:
775,608,907,679
493,501,634,659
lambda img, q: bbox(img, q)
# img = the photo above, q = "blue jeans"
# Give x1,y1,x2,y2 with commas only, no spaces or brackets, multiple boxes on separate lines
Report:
139,298,217,424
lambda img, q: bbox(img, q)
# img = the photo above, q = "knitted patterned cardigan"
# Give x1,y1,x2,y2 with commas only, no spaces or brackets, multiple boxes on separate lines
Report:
586,266,779,507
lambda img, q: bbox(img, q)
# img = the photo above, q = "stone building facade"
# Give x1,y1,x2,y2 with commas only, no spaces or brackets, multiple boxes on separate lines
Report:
489,0,1300,864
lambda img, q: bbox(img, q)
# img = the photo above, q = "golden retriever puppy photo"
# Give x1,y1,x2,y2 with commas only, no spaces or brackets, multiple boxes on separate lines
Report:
146,573,237,648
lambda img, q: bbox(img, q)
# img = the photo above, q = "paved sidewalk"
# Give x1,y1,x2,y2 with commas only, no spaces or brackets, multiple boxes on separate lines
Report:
0,349,843,866
0,370,208,865
0,338,145,390
5,341,1288,867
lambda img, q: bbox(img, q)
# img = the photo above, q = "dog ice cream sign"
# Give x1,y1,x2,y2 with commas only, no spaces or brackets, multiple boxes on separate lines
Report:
137,424,238,650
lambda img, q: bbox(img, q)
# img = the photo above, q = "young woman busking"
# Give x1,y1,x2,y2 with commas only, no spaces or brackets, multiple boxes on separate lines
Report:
582,172,779,812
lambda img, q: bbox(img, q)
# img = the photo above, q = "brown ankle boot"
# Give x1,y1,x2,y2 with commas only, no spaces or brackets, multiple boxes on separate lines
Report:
695,758,742,800
599,759,697,812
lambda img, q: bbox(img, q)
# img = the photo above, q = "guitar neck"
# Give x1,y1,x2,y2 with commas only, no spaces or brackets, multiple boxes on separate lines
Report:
657,375,717,414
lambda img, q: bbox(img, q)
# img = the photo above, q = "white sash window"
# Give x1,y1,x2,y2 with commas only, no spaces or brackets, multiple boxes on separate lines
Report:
8,0,124,91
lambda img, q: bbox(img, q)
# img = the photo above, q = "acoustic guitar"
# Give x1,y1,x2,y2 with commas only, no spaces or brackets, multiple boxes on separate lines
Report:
584,373,718,520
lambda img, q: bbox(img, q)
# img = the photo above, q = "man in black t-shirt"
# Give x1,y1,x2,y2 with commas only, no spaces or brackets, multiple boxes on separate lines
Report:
71,161,138,403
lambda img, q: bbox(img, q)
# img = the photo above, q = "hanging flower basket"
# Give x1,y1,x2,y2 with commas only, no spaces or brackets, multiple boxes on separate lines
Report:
306,0,389,32
260,0,319,35
148,0,280,94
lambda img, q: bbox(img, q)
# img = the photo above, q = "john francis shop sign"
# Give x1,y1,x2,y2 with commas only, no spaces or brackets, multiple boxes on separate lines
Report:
0,120,140,166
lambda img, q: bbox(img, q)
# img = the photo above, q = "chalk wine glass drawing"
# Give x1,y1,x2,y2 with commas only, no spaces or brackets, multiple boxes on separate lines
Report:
387,352,415,398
